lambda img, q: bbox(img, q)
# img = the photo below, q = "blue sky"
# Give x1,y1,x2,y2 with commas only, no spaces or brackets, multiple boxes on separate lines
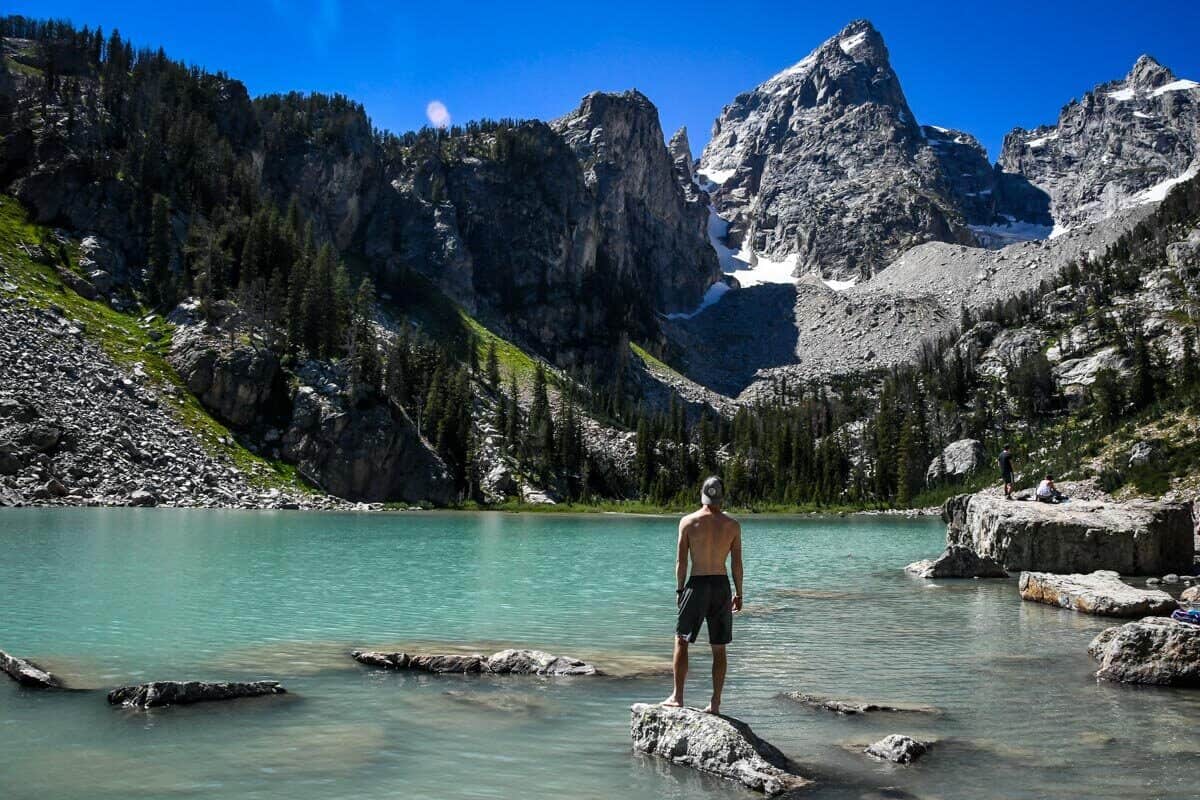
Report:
9,0,1200,160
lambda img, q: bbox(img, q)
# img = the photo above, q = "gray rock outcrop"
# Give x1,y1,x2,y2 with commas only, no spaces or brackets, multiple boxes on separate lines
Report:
1089,616,1200,685
0,649,62,688
629,703,811,795
352,648,599,676
1018,570,1178,617
905,544,1008,579
281,377,455,505
926,439,987,484
943,493,1195,574
107,680,286,708
168,327,282,428
1000,55,1200,233
865,734,931,764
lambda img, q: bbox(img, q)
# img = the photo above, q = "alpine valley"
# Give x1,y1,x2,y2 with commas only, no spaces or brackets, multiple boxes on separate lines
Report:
2,16,1200,511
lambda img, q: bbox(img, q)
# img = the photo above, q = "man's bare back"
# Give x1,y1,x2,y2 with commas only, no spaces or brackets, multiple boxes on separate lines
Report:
678,507,742,578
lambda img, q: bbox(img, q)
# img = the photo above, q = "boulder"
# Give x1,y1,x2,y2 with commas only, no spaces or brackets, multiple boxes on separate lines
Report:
0,649,62,688
943,493,1194,574
1053,346,1128,394
905,545,1008,579
107,680,286,708
1089,617,1200,686
352,648,600,676
782,692,937,715
926,439,987,484
1182,586,1200,604
1018,570,1177,617
128,488,158,507
629,703,811,795
864,735,931,764
1127,440,1160,469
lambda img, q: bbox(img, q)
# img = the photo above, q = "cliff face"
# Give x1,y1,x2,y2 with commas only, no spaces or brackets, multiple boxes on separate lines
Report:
698,20,974,280
368,122,615,367
553,91,721,313
1000,56,1200,233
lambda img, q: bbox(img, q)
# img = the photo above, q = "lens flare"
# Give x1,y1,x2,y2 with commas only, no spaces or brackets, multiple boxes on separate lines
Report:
425,100,451,129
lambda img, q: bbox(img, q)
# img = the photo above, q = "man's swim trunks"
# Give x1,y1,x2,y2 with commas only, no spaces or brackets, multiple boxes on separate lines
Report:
676,574,733,645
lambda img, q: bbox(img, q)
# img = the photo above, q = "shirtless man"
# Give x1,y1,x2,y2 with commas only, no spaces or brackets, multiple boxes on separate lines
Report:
662,476,743,715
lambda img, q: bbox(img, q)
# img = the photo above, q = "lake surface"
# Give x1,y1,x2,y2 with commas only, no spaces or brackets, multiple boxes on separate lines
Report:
1,509,1198,800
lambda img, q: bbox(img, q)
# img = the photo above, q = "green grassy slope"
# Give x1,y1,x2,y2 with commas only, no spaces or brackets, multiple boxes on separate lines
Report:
0,194,309,491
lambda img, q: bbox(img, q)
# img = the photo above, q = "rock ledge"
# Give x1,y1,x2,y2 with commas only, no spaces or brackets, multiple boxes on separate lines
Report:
107,680,286,708
352,648,599,676
0,649,62,688
1018,570,1177,617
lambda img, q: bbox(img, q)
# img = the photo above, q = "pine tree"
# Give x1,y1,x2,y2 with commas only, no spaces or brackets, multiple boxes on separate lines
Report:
1130,329,1155,410
485,341,500,391
347,277,382,402
527,363,554,472
1180,328,1198,396
147,193,173,308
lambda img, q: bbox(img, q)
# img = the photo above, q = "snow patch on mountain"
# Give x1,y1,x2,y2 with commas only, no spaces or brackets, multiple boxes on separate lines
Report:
839,30,868,55
969,217,1054,247
665,281,733,320
1129,163,1200,205
706,207,796,287
1151,79,1200,97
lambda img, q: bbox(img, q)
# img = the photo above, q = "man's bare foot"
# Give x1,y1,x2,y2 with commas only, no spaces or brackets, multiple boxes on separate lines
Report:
660,695,683,707
703,702,720,715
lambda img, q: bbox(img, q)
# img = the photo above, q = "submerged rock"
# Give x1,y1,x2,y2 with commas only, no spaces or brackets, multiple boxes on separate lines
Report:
351,648,599,676
865,734,931,764
1089,617,1200,686
943,494,1194,574
107,680,286,708
905,544,1008,579
783,692,937,715
1019,570,1177,617
0,649,62,688
630,703,811,795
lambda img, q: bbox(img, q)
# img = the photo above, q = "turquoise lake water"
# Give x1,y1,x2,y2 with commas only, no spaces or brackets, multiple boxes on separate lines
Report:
1,509,1198,799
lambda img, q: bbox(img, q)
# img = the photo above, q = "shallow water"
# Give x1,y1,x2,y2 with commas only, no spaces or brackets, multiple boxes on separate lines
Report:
1,509,1197,799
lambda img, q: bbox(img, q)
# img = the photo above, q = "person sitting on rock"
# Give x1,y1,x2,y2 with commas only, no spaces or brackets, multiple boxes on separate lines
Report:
662,476,743,715
1036,474,1066,504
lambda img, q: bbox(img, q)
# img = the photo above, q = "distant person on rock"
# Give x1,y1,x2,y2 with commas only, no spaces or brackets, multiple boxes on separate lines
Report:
1036,474,1066,504
662,476,743,715
999,444,1015,500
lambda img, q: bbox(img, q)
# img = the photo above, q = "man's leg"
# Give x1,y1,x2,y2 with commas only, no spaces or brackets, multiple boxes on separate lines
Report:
662,636,688,706
705,644,727,715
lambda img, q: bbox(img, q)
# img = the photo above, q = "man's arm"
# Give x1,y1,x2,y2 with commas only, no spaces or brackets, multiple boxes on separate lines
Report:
675,519,690,596
730,522,743,612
